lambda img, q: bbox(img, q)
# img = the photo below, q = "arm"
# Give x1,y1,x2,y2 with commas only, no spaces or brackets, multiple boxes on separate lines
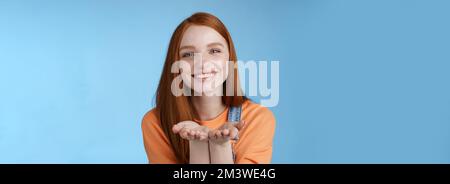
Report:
189,140,210,164
209,140,234,164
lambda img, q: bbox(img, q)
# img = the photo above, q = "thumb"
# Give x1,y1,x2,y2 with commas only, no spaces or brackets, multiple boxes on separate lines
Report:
172,124,182,133
233,120,245,130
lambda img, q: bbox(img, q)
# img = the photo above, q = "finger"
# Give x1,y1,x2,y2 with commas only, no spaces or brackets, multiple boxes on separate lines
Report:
172,124,182,133
229,127,238,139
190,130,198,140
202,133,209,141
194,131,201,140
234,120,246,130
198,131,207,140
215,130,222,139
208,130,217,139
185,130,192,139
199,133,208,141
180,128,189,139
180,132,188,139
222,129,230,136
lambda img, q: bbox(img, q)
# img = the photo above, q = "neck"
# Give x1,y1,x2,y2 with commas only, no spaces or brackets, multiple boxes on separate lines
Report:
191,95,226,121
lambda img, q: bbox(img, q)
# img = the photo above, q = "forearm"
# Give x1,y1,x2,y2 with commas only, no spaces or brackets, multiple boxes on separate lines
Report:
189,140,210,164
208,141,234,164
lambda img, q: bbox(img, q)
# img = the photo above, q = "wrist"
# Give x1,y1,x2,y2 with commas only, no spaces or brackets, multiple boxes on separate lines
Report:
189,140,210,164
209,139,231,148
208,139,234,164
189,139,208,144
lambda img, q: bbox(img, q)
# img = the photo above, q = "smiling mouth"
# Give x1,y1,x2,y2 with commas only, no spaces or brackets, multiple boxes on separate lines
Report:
192,72,217,79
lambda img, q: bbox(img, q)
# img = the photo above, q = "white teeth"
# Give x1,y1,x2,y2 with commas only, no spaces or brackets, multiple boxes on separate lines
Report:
194,73,215,79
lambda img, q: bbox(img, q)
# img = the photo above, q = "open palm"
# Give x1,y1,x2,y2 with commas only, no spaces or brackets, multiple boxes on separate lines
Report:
172,121,210,141
208,120,245,144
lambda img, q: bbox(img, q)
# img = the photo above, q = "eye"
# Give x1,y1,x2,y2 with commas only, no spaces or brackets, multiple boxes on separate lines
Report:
209,48,222,54
181,52,194,58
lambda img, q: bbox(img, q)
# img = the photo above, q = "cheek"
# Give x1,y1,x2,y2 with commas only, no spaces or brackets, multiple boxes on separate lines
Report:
217,60,230,81
213,60,228,74
215,52,229,70
220,52,230,61
178,60,194,75
211,50,229,61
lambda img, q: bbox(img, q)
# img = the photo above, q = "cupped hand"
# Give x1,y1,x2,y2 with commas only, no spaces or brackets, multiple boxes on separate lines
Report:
208,120,245,144
172,120,210,141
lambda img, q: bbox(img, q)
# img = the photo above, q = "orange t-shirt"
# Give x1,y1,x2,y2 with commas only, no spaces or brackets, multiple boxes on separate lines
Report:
141,100,276,164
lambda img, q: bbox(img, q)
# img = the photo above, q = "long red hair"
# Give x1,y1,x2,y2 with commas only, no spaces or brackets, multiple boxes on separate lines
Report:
155,12,247,163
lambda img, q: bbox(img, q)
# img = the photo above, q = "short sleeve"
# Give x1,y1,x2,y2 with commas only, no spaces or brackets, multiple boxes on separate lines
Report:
141,110,178,164
234,107,276,164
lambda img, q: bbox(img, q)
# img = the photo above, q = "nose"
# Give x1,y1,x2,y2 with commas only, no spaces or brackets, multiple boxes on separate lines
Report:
192,52,215,74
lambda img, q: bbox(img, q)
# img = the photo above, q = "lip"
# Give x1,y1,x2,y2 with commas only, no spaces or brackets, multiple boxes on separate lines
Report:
192,72,217,79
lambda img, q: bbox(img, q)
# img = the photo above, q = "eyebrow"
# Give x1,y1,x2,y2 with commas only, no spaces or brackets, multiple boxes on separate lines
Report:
208,42,225,48
207,42,225,48
179,45,195,51
179,42,225,51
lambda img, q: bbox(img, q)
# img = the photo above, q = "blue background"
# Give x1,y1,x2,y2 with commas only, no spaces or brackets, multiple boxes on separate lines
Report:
1,0,449,163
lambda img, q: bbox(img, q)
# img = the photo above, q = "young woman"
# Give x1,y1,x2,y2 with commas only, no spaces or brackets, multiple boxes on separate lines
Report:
141,12,276,164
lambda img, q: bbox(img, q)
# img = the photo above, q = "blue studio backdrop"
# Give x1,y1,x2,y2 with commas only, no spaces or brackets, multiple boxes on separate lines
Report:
0,0,449,163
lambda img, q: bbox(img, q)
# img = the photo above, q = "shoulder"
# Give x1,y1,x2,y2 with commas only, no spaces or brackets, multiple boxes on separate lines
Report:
141,108,162,131
241,100,276,129
242,100,275,120
141,107,172,142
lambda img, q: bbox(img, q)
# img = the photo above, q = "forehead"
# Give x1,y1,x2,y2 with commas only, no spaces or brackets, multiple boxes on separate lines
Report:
180,25,227,48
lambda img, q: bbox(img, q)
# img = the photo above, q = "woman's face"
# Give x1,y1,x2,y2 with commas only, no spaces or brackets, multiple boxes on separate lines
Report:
178,25,229,96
